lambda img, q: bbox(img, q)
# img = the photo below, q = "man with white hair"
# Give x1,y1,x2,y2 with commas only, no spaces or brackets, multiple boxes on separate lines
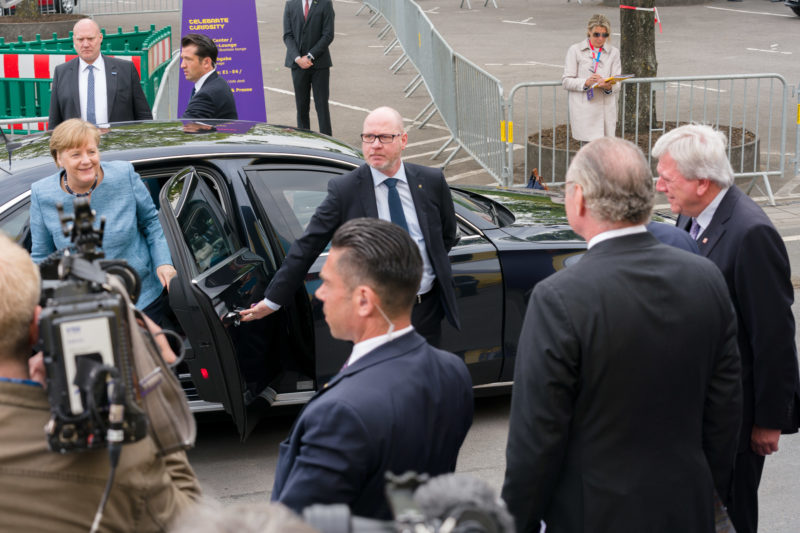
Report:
654,124,800,533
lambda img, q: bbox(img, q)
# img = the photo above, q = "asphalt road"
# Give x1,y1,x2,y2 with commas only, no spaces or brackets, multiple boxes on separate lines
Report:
83,1,800,529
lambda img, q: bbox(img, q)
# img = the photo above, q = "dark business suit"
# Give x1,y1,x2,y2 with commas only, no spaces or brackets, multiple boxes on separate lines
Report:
265,162,460,332
182,71,237,120
271,330,473,519
48,55,152,129
678,186,800,533
503,232,742,533
283,0,334,135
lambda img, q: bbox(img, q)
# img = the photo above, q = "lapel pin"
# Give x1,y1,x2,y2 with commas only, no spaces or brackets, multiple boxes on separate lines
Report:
702,237,708,244
418,184,422,189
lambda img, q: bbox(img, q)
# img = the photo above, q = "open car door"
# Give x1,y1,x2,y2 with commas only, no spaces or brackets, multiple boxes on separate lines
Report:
158,167,275,439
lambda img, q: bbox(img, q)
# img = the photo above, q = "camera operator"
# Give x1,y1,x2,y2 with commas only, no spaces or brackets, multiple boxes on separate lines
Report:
0,232,201,532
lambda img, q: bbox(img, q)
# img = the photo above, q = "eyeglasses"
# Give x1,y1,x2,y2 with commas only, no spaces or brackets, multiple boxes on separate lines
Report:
360,133,401,144
592,32,609,38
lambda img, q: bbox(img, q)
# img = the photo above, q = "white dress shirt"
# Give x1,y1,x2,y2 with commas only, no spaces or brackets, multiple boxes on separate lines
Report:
193,69,215,95
369,164,435,296
78,56,109,126
587,224,647,249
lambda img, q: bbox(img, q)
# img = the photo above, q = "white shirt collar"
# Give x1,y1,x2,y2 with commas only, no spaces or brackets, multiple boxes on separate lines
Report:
369,163,407,187
194,69,215,93
346,325,414,368
695,187,729,234
79,54,104,72
587,224,647,249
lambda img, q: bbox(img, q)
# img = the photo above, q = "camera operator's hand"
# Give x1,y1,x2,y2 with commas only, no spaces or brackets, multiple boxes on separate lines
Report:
29,352,46,386
157,264,178,291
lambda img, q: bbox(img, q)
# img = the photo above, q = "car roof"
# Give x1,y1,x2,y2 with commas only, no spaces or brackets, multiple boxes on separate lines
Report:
0,120,364,200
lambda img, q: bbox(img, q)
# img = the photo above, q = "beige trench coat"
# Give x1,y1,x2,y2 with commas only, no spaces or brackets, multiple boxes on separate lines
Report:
561,39,621,142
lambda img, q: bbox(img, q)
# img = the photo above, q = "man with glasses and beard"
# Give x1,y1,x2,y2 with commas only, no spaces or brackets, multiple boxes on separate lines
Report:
240,106,459,347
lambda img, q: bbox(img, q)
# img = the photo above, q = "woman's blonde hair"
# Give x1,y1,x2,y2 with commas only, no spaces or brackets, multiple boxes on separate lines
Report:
49,118,101,165
586,14,612,38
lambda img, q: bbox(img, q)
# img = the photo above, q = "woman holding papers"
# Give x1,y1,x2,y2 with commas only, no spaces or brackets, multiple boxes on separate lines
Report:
561,14,622,142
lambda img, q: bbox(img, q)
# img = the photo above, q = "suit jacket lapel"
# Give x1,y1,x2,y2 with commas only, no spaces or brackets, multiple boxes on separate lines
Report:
405,164,431,237
69,60,81,117
676,214,691,232
696,188,736,257
105,56,118,116
358,165,379,218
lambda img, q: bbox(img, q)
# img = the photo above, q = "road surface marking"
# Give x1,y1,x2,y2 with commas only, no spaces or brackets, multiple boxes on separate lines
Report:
706,6,793,17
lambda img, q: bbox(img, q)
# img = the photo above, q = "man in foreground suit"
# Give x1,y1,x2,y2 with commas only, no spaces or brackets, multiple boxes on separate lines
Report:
283,0,334,135
180,34,238,120
654,124,800,533
502,137,742,532
270,218,473,519
48,19,152,129
240,106,459,346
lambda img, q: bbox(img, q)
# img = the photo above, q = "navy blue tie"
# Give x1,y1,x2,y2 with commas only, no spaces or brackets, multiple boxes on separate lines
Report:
86,64,96,124
384,178,409,232
190,87,196,99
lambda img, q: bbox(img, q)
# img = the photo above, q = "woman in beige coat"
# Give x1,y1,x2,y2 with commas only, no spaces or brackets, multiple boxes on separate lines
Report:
562,14,621,142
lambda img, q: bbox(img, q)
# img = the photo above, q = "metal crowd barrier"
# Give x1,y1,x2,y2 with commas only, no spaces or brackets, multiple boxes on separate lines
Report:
77,0,180,15
152,50,180,120
795,82,799,177
362,0,507,186
507,74,790,204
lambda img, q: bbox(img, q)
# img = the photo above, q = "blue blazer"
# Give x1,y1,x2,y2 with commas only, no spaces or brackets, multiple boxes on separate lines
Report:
29,160,172,309
678,186,800,448
264,162,460,329
182,71,238,120
271,330,474,519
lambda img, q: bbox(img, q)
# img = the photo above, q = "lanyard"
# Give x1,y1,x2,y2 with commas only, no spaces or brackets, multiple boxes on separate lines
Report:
588,40,602,73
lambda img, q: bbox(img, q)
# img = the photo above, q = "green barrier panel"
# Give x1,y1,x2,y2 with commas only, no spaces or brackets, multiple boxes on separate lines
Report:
0,24,172,133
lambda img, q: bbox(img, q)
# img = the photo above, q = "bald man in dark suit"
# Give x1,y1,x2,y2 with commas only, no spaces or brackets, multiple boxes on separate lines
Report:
48,19,151,129
240,107,459,348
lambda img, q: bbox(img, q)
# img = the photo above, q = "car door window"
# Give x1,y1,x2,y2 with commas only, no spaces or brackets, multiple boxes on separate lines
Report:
165,169,238,276
243,164,350,254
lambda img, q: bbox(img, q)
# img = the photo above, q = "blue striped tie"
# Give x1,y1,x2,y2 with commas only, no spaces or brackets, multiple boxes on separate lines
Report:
86,64,96,124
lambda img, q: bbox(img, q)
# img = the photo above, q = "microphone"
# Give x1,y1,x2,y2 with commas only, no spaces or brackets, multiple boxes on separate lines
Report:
413,474,515,533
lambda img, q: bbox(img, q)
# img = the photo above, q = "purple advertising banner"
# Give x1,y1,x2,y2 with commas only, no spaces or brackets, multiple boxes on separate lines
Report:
179,1,267,122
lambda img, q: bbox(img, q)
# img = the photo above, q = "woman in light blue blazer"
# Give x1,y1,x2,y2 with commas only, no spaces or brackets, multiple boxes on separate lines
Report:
30,119,176,325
